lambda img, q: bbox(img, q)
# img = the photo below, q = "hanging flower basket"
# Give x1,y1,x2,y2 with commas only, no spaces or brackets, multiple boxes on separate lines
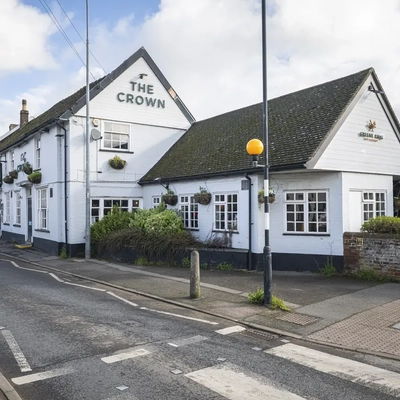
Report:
268,194,276,204
108,155,127,170
258,191,265,204
9,170,18,179
23,162,33,175
194,187,211,205
162,190,178,206
3,175,14,184
28,171,42,184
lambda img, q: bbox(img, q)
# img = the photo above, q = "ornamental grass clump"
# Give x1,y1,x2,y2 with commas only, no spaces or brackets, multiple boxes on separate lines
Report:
361,216,400,234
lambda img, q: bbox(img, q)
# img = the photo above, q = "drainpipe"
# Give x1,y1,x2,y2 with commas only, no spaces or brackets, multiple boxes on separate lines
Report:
245,173,252,271
55,122,68,255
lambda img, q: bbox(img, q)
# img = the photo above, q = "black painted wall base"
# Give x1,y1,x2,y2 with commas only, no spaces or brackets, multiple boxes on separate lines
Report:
253,252,344,272
2,231,25,244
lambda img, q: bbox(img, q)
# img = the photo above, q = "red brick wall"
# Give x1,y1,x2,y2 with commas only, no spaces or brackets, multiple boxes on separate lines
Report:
343,232,400,279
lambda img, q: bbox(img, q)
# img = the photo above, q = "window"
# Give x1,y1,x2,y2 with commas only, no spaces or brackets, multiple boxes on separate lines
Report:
152,196,161,209
214,193,238,231
4,192,10,224
11,151,14,171
14,191,21,225
35,138,41,169
103,122,130,151
90,198,140,223
37,188,48,230
285,191,328,233
362,192,385,222
180,196,198,229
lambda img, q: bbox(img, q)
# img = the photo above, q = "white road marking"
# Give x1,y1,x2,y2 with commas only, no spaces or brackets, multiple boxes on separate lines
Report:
107,292,138,306
48,273,64,283
12,367,73,386
185,364,305,399
265,343,400,396
167,335,209,348
1,330,32,373
8,260,47,273
140,307,219,325
64,281,105,291
215,325,246,335
101,348,151,364
0,326,4,330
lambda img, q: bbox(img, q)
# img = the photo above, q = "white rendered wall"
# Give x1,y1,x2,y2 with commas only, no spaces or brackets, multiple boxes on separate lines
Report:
76,58,190,129
342,172,393,233
256,171,344,257
142,176,254,250
314,85,400,175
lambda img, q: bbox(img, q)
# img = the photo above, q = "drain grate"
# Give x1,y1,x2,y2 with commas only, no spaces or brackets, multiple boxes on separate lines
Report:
274,312,319,326
240,329,278,341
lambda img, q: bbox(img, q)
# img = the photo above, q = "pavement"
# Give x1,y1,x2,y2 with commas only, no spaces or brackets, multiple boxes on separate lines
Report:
1,240,399,361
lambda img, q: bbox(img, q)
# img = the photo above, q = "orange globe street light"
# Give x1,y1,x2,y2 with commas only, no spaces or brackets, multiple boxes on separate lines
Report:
246,139,264,167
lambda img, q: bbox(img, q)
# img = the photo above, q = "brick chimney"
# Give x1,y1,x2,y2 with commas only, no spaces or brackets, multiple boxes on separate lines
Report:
20,99,29,126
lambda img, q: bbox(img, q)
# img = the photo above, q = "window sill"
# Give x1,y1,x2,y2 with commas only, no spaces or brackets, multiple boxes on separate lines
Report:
212,230,239,234
185,228,199,231
34,229,50,233
3,223,10,226
13,224,21,227
283,233,330,236
99,149,134,154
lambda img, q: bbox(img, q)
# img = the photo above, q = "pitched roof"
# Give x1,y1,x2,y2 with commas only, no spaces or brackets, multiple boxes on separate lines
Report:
141,67,386,183
0,80,102,152
0,47,194,152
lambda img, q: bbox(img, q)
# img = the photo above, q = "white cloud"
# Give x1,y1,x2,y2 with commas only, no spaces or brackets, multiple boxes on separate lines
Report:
0,0,58,73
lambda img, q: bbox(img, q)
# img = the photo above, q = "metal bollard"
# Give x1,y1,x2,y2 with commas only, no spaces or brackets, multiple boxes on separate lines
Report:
190,250,200,299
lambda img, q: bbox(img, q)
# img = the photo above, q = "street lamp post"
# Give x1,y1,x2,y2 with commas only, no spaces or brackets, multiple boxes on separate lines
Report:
245,0,271,306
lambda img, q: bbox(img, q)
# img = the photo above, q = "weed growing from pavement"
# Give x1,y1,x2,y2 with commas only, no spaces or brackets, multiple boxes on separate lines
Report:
135,256,149,266
181,257,190,268
59,247,68,259
354,269,382,281
248,288,291,311
216,262,233,271
319,263,337,277
201,262,209,269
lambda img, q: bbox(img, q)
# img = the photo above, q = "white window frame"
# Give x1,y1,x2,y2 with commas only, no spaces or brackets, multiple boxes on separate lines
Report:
35,137,41,169
3,192,10,224
102,121,130,151
284,191,328,234
152,196,161,209
180,195,199,229
14,191,21,225
37,187,48,230
362,191,386,222
90,198,140,224
214,193,238,231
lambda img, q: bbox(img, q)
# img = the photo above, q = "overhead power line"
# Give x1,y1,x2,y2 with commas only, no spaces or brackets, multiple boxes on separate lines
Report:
37,0,99,81
55,0,107,75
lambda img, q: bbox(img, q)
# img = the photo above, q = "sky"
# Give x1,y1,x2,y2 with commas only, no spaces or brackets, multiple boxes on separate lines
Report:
1,0,400,134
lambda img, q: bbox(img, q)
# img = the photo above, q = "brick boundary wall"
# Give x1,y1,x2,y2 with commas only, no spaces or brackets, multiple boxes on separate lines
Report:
343,232,400,279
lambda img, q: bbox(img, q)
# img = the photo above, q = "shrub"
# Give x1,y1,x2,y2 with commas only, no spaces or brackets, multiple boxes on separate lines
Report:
60,247,68,259
91,206,135,243
355,269,382,281
361,216,400,234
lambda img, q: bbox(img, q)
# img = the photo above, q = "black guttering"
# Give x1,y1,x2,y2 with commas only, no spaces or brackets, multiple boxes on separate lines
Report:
62,47,195,124
139,163,307,185
55,121,69,256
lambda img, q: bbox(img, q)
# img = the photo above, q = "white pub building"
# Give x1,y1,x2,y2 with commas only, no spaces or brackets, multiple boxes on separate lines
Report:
1,47,400,271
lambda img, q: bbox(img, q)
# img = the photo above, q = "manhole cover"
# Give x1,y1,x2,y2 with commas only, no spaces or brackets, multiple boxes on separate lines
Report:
240,329,278,341
275,312,319,326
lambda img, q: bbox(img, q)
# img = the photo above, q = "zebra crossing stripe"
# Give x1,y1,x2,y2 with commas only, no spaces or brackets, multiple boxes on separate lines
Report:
265,343,400,397
185,364,305,399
